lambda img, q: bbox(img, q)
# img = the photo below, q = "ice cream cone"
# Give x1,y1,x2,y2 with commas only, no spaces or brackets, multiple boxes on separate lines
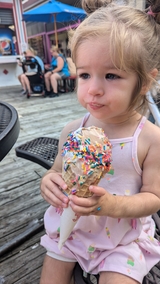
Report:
58,126,112,249
62,126,112,197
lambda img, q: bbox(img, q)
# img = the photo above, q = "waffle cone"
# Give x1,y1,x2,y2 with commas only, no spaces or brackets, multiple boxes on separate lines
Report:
62,164,106,198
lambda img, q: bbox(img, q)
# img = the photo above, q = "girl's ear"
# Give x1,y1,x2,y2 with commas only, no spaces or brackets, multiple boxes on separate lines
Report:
150,68,158,80
141,68,158,95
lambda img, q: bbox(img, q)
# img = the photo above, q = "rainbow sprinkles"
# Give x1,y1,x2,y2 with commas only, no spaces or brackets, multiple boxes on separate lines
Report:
61,126,112,197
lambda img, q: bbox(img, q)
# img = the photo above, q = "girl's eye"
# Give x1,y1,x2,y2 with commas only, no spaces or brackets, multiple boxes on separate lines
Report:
106,73,119,80
79,73,90,79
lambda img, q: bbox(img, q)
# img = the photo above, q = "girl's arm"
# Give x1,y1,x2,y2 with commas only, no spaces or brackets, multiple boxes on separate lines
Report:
113,122,160,218
69,122,160,218
40,118,83,207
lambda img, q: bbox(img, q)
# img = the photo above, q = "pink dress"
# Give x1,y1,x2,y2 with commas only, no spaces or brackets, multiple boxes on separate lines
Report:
41,113,160,283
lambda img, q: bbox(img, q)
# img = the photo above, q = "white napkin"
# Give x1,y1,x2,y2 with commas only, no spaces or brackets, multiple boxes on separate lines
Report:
58,206,79,250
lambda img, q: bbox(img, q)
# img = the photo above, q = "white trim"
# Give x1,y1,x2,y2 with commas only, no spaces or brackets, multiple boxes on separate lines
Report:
22,0,29,4
0,0,13,3
0,55,18,63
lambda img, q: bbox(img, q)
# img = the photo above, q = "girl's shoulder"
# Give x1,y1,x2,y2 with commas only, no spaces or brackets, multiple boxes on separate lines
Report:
63,117,83,132
139,120,160,188
143,119,160,140
139,119,160,160
59,117,84,147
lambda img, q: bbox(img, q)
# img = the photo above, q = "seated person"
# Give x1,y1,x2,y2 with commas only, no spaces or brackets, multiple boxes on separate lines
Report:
20,47,44,95
17,51,26,92
65,49,77,92
44,45,70,98
66,49,76,76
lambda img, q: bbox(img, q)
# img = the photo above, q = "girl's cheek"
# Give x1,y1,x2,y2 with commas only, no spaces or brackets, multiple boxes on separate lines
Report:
77,93,86,107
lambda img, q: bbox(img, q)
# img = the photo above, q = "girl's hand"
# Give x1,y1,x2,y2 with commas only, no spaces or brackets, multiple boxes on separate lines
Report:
69,185,115,216
40,171,69,208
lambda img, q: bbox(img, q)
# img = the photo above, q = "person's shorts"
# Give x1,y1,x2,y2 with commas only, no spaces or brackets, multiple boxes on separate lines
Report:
57,72,68,79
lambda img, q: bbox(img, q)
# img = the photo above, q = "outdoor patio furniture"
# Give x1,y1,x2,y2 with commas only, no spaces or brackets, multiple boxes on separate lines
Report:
63,75,77,93
15,137,59,169
0,101,20,161
15,134,160,284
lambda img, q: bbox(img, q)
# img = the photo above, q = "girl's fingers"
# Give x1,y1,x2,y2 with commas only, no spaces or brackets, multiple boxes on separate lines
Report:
42,186,68,208
69,194,94,207
69,200,100,216
50,173,67,191
89,185,106,196
41,175,69,207
68,186,107,215
69,187,105,206
41,192,55,206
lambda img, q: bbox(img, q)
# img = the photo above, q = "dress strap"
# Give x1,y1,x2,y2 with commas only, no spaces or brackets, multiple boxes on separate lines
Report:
133,116,147,139
132,116,146,175
80,113,90,127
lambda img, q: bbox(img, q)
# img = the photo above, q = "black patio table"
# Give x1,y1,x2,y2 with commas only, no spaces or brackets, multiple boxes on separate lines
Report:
0,101,20,161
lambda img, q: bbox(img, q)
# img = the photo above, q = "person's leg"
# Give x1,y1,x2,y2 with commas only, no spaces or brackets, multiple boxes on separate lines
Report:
24,75,32,93
20,74,28,94
44,72,52,92
20,73,32,93
18,74,25,92
99,271,140,284
50,73,61,94
18,74,22,84
40,255,76,284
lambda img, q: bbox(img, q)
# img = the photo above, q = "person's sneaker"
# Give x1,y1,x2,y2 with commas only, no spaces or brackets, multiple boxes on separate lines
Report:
21,90,27,95
43,90,51,97
28,91,34,96
49,92,59,98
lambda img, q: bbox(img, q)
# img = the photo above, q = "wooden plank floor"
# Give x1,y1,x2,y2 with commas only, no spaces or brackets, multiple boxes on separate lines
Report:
0,86,86,283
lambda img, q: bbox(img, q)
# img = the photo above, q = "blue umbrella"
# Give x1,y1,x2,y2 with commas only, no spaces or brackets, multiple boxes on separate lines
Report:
23,0,86,45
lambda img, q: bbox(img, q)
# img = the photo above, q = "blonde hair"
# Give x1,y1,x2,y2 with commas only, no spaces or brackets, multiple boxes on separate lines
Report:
26,46,37,56
50,45,60,53
70,0,160,113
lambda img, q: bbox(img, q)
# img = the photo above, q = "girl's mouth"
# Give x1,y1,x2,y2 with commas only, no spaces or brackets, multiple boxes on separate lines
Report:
88,102,104,110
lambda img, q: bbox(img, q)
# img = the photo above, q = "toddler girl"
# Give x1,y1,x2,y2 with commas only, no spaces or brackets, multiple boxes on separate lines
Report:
40,0,160,283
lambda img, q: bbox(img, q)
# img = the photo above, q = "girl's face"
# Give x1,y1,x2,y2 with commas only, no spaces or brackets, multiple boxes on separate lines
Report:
75,38,138,124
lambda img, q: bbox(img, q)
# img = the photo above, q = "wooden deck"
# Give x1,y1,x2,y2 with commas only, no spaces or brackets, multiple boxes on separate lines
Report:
0,87,86,284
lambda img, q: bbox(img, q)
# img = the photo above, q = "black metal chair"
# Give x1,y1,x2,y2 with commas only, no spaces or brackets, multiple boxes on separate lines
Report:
15,137,59,169
0,101,20,161
15,136,160,284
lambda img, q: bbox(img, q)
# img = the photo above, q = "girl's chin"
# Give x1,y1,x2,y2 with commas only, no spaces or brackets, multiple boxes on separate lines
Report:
89,111,108,121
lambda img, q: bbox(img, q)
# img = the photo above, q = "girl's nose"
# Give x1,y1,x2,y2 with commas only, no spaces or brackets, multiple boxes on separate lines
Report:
88,81,104,97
